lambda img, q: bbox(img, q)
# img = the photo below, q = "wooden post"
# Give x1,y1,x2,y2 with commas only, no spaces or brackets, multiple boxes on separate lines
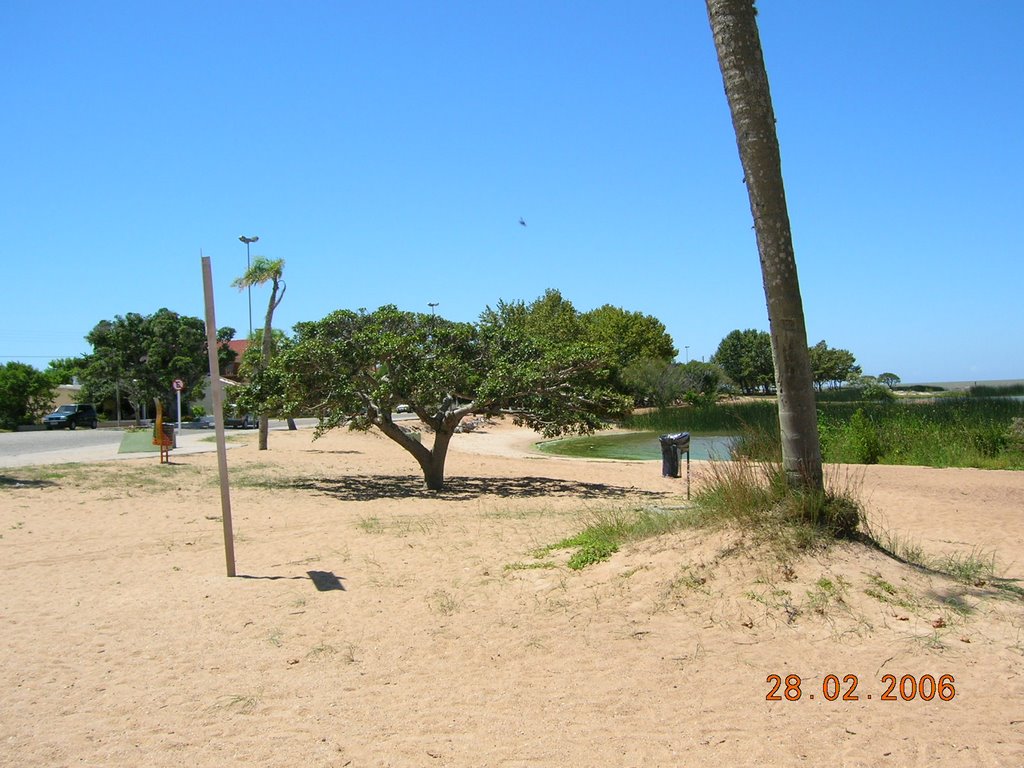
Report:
202,254,236,577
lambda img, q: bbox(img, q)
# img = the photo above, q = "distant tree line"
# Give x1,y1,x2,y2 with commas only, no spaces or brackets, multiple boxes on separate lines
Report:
709,329,894,396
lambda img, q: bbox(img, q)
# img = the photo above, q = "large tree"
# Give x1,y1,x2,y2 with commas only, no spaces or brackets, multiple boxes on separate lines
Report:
712,329,774,394
0,362,55,429
808,341,861,391
44,356,90,386
84,309,210,421
707,0,823,491
262,302,631,491
232,256,287,450
582,303,677,374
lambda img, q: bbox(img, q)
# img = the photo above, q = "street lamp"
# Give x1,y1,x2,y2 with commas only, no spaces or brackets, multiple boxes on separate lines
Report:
428,302,439,316
685,345,690,363
239,235,259,336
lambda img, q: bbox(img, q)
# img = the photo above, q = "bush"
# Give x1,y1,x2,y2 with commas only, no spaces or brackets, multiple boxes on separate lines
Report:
1008,418,1024,453
848,409,883,464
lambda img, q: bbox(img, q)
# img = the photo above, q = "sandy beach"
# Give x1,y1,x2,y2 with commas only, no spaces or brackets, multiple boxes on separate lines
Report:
2,420,1023,766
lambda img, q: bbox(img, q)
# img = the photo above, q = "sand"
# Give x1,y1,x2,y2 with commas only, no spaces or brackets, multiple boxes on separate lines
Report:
2,421,1023,767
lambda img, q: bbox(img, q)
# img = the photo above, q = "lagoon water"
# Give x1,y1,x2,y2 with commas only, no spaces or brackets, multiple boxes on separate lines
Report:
538,431,736,461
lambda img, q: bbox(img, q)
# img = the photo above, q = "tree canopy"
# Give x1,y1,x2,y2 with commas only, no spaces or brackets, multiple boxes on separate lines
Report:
233,256,287,449
44,356,89,387
0,362,55,429
82,309,215,419
808,340,861,390
712,329,774,394
257,300,632,490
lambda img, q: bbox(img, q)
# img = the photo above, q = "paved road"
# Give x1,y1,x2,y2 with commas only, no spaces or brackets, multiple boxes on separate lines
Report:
0,419,321,468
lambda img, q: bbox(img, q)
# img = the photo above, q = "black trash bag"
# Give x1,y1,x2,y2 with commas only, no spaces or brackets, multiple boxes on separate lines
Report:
659,432,690,478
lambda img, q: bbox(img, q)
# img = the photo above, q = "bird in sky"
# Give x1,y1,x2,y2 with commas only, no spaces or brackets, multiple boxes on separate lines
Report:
519,217,527,227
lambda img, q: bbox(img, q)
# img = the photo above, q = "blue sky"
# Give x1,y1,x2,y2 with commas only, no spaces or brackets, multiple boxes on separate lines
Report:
2,1,1021,384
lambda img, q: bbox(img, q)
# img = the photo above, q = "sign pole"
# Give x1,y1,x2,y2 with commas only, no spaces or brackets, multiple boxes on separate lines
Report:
202,253,236,577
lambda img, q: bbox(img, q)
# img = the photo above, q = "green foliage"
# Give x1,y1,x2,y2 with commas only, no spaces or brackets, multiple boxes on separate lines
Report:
0,362,56,429
859,380,896,402
237,329,290,382
817,397,1024,469
257,299,632,489
624,400,780,435
878,372,901,388
678,361,724,405
712,329,773,394
846,409,883,464
83,309,209,416
519,289,677,401
539,507,696,570
581,302,677,369
1008,418,1024,454
231,256,286,292
44,356,89,386
620,358,686,409
968,383,1024,397
807,340,861,391
630,397,1024,469
694,453,862,540
216,327,238,376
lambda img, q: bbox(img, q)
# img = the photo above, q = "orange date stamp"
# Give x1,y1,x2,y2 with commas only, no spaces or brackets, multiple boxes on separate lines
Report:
766,673,956,702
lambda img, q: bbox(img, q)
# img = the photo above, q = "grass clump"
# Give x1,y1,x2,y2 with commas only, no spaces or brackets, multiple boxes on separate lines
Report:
504,561,558,572
538,507,700,570
693,450,863,544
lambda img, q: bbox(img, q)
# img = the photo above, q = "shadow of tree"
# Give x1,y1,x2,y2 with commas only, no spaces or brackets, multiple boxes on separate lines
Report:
0,475,55,488
285,473,666,502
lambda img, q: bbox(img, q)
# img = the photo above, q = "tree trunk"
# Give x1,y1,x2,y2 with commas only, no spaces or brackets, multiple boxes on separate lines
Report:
377,417,454,491
706,0,823,492
257,281,279,451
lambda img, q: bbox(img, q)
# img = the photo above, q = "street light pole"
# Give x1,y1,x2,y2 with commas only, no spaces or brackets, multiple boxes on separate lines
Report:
685,345,690,363
428,302,439,316
238,235,259,337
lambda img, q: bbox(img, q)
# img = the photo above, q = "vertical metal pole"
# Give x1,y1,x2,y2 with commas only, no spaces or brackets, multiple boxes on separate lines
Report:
246,240,252,338
686,449,691,500
202,254,236,577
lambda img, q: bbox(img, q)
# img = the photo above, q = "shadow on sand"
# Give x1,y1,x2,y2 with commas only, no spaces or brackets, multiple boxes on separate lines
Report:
285,473,666,502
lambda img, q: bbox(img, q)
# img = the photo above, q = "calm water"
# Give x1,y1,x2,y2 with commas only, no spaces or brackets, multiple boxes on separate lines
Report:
537,431,736,461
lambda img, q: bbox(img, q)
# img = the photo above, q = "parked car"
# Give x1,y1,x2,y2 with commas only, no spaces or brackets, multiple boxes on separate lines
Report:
43,403,99,430
225,411,257,429
396,404,414,414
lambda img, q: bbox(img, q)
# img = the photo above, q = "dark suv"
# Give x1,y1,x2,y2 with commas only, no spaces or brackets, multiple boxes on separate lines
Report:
43,403,99,430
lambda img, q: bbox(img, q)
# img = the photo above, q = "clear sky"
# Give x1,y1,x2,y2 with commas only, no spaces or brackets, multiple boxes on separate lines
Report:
2,1,1021,384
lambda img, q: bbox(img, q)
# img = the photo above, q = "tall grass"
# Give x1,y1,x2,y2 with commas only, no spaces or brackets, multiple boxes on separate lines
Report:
624,401,779,435
694,454,862,542
817,397,1024,469
968,383,1024,398
625,397,1024,470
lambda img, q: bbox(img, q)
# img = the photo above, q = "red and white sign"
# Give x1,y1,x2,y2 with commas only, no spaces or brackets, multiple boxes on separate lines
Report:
172,379,185,392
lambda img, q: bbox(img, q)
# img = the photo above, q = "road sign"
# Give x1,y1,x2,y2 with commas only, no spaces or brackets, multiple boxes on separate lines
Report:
172,379,185,391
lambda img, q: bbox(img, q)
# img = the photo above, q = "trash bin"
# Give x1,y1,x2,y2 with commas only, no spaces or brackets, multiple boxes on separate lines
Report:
659,432,690,478
154,422,176,449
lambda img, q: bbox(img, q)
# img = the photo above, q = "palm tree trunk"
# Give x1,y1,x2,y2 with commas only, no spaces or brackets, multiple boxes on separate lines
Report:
257,281,279,451
706,0,823,492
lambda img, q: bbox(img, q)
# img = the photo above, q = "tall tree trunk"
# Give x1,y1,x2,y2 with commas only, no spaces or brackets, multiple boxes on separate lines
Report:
257,281,280,451
706,0,823,492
